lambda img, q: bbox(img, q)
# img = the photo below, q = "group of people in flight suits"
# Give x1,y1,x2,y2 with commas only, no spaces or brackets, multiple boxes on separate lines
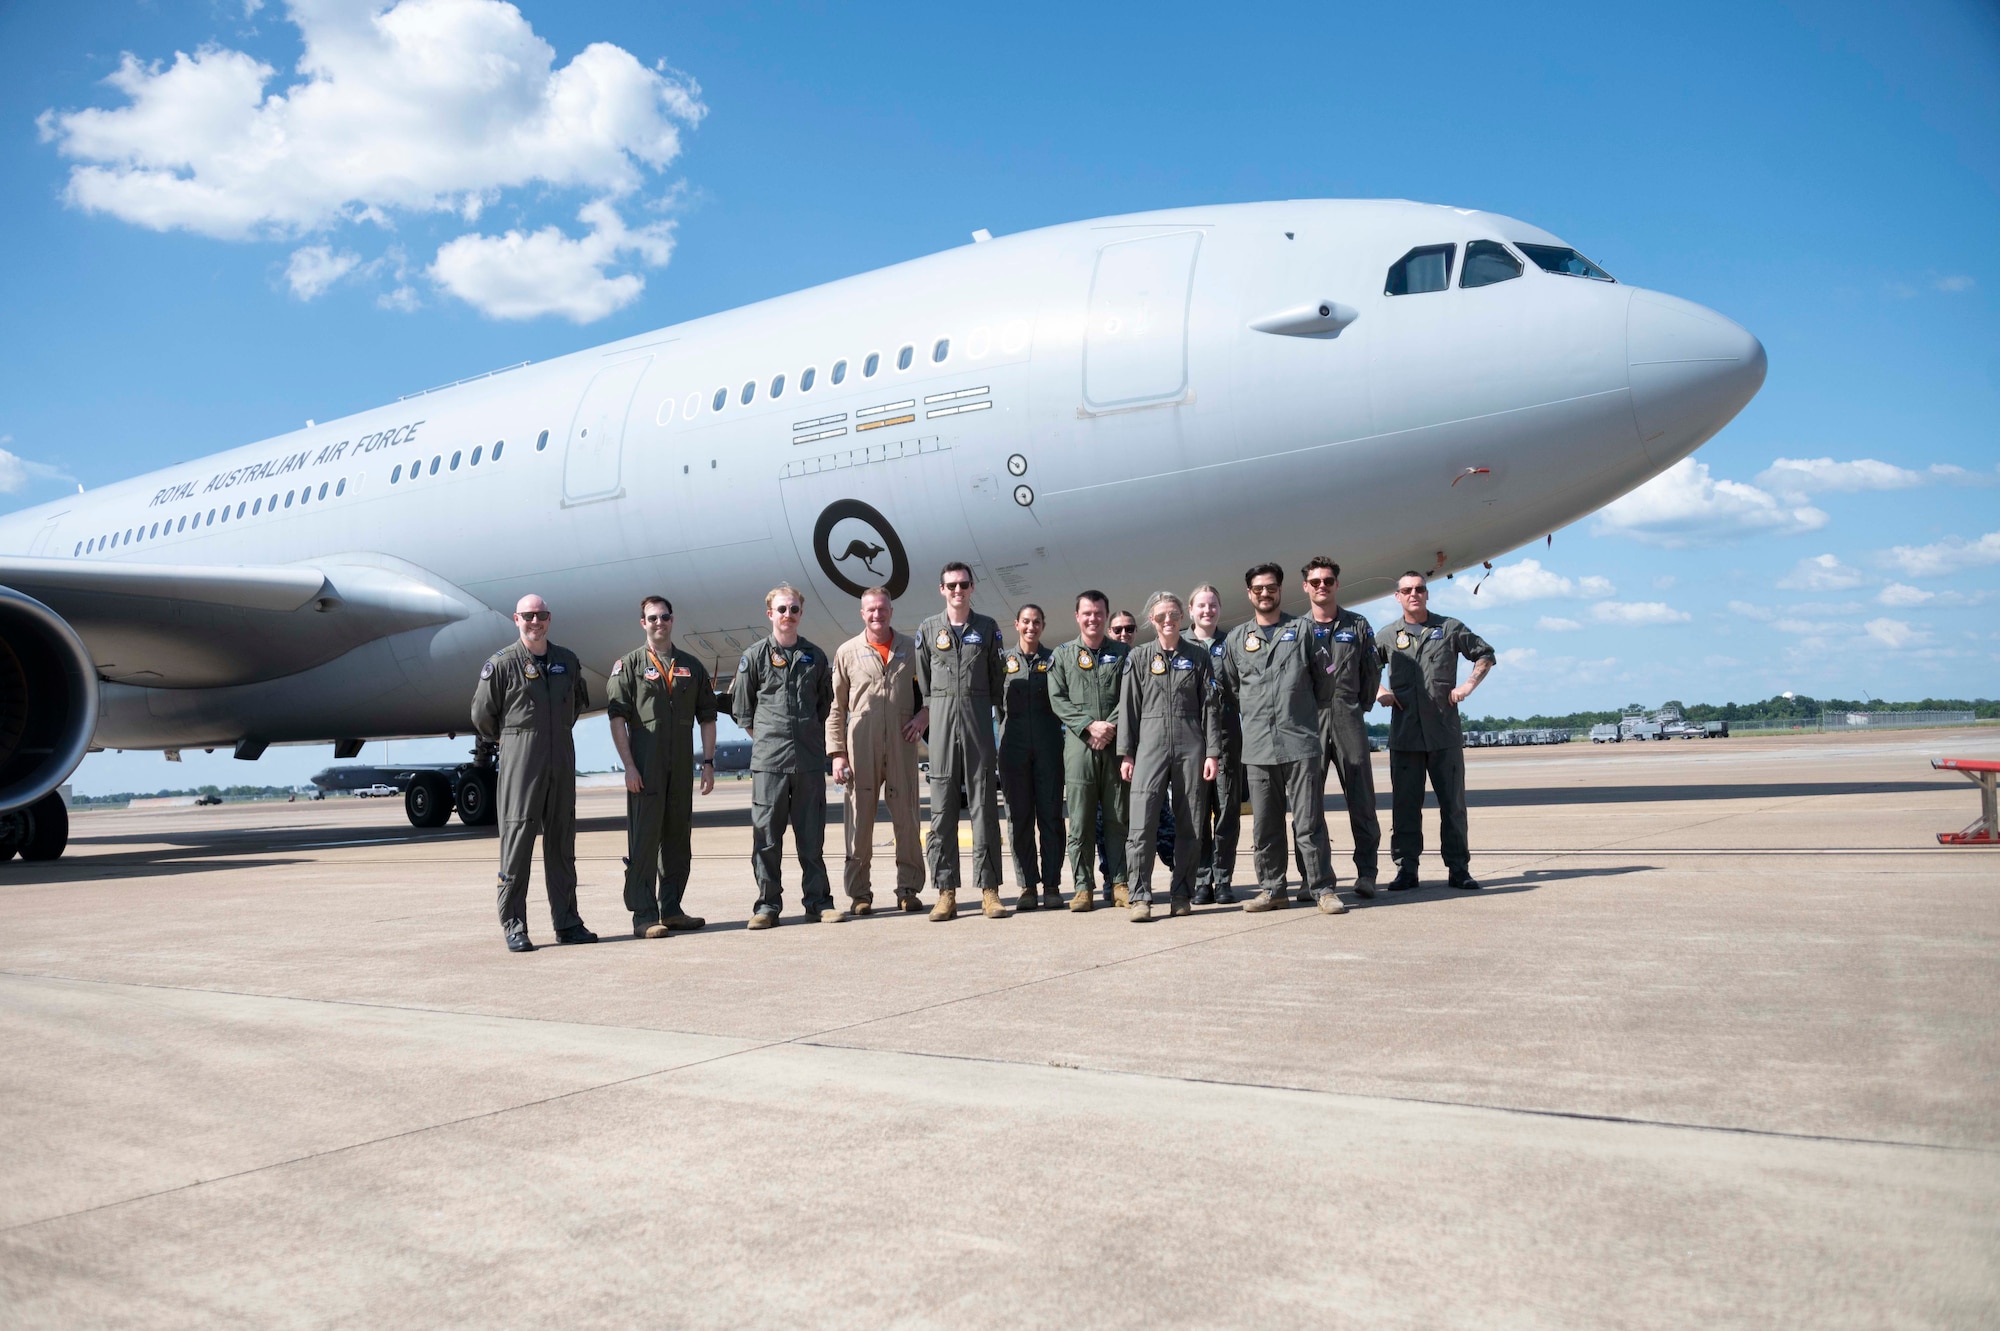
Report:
470,558,1495,952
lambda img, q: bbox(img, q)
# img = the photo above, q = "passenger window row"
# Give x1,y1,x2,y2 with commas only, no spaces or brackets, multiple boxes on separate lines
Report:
1385,240,1613,295
681,338,953,423
72,427,546,556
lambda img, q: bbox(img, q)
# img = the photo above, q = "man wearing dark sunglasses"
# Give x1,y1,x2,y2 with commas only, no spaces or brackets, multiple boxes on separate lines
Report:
471,593,598,953
1375,571,1495,891
733,586,843,928
1300,558,1381,903
607,596,718,938
915,562,1010,921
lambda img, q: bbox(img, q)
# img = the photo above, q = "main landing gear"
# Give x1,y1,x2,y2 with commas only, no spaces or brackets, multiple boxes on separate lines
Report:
0,791,69,863
401,741,498,830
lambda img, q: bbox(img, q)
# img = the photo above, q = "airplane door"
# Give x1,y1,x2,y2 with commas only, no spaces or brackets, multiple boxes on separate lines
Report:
562,356,651,504
1084,231,1202,411
777,433,990,624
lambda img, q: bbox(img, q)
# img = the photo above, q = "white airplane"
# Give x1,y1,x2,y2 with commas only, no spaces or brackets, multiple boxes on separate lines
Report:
0,199,1765,859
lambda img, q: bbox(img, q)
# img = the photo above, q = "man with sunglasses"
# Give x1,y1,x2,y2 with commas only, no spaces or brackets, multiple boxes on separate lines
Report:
1217,563,1340,914
1300,558,1381,902
733,586,843,927
607,596,718,939
914,562,1010,920
1375,571,1496,891
471,594,598,952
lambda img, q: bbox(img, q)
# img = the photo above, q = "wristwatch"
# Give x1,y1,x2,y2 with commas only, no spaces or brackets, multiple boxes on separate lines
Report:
700,756,715,766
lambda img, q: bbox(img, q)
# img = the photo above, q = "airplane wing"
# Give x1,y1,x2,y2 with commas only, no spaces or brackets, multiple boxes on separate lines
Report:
0,554,476,688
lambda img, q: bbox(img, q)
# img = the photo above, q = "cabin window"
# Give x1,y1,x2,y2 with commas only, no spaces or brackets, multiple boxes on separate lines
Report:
491,441,504,461
897,345,914,370
429,456,441,476
713,387,728,411
285,490,295,508
336,478,346,496
317,482,328,500
471,445,483,466
1460,240,1524,288
535,430,549,451
149,522,160,538
863,352,880,378
450,450,462,471
933,338,950,363
252,500,262,516
800,367,816,392
391,465,403,484
770,373,786,399
832,359,848,385
177,516,187,531
1516,243,1615,281
1385,244,1455,295
740,380,756,405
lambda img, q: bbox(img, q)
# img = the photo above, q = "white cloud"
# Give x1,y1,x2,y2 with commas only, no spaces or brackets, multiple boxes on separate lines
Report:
1590,600,1692,626
428,198,673,321
38,0,705,240
1864,618,1927,649
1753,456,1975,505
1774,617,1846,635
1877,583,1934,607
284,243,361,299
1935,275,1975,294
0,441,75,494
1727,600,1774,621
1536,616,1582,632
1776,553,1867,592
1594,458,1828,547
1463,558,1615,606
1498,647,1538,668
1881,531,2000,578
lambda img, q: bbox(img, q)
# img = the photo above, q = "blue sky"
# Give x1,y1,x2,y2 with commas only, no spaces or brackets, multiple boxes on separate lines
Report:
2,0,1995,794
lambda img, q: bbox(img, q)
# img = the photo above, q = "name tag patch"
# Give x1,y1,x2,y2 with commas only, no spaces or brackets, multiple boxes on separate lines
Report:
1172,657,1192,670
1335,631,1356,643
1279,629,1297,642
962,630,982,644
1429,628,1444,640
549,663,567,674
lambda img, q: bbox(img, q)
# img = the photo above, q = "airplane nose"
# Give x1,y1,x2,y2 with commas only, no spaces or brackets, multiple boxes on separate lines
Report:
1626,290,1767,467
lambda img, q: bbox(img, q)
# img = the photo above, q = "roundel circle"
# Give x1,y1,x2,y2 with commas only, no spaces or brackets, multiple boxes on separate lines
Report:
813,499,910,599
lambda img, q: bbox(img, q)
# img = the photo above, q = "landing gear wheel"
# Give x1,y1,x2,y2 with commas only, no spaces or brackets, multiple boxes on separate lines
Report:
405,773,454,828
455,768,497,827
19,793,68,861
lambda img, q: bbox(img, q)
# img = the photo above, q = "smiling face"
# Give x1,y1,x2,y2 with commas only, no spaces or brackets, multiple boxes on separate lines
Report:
1246,574,1282,622
940,569,973,619
1075,595,1107,647
860,590,893,641
1190,588,1221,636
1015,604,1045,653
1150,601,1182,646
640,599,673,651
514,594,550,651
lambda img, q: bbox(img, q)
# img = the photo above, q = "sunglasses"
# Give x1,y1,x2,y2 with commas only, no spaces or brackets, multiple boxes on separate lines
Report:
942,580,973,591
643,613,673,624
517,611,550,621
1305,577,1336,588
1109,624,1135,634
1249,583,1281,595
1398,586,1429,596
773,604,803,615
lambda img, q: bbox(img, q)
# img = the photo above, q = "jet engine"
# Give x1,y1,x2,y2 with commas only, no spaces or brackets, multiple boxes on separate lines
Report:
0,585,98,858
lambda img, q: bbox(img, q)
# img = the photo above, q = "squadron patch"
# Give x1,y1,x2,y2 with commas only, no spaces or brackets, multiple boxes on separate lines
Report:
1078,649,1094,669
738,654,749,673
1006,657,1021,673
1245,634,1262,652
1150,655,1167,675
1396,631,1412,649
523,663,540,679
644,669,661,682
936,630,954,651
611,658,624,675
769,651,787,668
480,661,495,679
1035,660,1048,672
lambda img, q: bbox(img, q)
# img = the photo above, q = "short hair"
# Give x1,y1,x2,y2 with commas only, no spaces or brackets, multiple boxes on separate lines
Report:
640,595,673,617
859,586,892,603
1143,591,1184,621
1188,583,1221,607
1075,589,1109,611
939,560,974,586
1301,557,1339,581
1015,602,1045,622
1245,562,1285,588
1397,570,1427,586
765,585,804,611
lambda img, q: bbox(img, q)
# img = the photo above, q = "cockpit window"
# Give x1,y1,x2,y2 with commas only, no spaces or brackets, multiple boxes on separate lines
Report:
1460,240,1524,289
1385,245,1455,295
1516,243,1614,282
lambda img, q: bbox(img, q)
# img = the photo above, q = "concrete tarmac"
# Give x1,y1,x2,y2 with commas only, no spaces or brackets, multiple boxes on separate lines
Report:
1,729,1995,1328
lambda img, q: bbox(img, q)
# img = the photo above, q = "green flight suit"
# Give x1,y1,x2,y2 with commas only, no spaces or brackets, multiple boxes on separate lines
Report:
1378,613,1495,878
732,635,835,916
999,644,1064,898
1048,635,1130,893
470,640,590,932
915,610,1007,892
1117,639,1223,904
1303,609,1382,879
1218,613,1334,895
605,643,717,928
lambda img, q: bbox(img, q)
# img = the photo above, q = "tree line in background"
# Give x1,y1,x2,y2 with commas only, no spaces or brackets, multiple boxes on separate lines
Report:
1453,695,1999,734
68,784,305,807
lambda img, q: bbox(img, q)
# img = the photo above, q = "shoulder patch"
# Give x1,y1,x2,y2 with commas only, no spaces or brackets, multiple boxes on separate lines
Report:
611,657,624,675
480,660,495,679
738,654,750,672
1210,641,1225,657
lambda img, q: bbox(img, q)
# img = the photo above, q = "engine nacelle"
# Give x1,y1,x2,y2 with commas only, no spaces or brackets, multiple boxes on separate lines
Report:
0,585,99,813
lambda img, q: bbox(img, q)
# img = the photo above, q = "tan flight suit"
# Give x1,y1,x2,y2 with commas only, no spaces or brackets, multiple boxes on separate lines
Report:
470,640,590,932
828,631,924,907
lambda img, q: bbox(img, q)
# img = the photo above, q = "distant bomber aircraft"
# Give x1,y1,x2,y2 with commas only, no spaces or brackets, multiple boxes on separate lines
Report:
0,200,1765,859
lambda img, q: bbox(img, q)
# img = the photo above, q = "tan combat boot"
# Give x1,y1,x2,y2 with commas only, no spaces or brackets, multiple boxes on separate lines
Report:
818,906,850,922
930,888,958,921
851,898,873,916
1129,900,1152,922
1069,885,1095,912
982,888,1010,918
1112,883,1131,909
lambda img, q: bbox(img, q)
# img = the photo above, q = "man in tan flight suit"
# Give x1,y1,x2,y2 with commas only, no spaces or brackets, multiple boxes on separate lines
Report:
471,593,598,953
828,587,929,913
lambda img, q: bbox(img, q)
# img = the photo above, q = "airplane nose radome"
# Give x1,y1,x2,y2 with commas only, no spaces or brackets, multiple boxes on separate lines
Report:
1626,290,1767,467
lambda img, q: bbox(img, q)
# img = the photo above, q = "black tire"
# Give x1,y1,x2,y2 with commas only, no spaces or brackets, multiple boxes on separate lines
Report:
405,773,453,828
0,842,14,863
21,793,68,861
455,768,497,827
